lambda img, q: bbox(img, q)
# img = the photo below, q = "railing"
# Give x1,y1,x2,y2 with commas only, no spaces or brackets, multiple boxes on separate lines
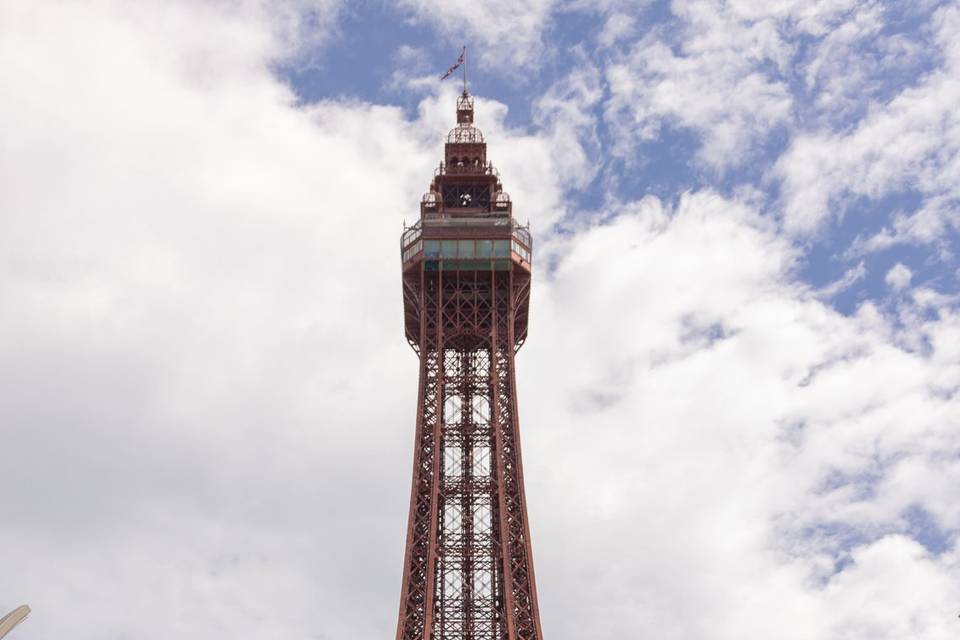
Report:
512,225,531,248
434,161,501,178
401,220,422,262
402,238,422,263
402,218,533,266
423,216,511,227
512,225,532,264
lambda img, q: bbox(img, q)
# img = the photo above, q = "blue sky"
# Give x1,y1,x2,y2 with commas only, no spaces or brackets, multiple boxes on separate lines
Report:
1,2,959,639
283,0,958,317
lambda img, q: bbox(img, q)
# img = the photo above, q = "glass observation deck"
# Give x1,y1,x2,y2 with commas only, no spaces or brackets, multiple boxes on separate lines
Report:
400,218,532,271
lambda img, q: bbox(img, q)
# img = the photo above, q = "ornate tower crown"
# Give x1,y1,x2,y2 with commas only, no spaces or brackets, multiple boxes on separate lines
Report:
418,91,515,217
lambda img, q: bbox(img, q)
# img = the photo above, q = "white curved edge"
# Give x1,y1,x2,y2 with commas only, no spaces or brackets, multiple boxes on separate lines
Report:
0,605,30,639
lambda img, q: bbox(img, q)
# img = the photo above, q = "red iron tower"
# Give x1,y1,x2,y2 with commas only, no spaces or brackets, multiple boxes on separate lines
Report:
396,92,543,640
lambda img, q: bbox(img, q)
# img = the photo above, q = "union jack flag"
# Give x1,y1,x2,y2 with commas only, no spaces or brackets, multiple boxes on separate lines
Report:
440,47,466,80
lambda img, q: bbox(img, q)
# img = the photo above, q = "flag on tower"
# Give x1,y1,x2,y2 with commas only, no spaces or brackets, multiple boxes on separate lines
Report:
440,47,466,80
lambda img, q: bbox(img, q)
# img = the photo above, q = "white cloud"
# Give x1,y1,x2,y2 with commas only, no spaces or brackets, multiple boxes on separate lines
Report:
597,11,635,48
817,260,867,299
525,192,960,639
255,0,344,58
775,4,960,238
801,4,929,124
886,262,913,290
2,2,959,640
819,535,959,638
533,55,604,190
0,3,420,638
601,0,869,169
396,0,557,70
604,28,791,168
385,45,435,93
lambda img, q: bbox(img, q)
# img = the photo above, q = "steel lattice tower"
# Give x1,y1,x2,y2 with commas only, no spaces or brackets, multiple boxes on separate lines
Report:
395,92,543,640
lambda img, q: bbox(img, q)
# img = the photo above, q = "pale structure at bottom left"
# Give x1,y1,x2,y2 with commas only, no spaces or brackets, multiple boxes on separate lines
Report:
0,606,30,639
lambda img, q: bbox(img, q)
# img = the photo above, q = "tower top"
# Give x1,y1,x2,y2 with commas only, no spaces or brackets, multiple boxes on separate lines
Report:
457,91,474,124
448,91,483,144
400,85,533,348
422,90,505,215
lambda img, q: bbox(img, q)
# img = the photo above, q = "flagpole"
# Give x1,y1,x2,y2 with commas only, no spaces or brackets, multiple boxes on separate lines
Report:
463,46,467,94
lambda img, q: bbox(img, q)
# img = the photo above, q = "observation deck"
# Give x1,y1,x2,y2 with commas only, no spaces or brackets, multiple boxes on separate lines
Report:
400,216,532,273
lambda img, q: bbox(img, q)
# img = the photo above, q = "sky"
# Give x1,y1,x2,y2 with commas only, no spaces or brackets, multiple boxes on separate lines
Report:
1,1,959,638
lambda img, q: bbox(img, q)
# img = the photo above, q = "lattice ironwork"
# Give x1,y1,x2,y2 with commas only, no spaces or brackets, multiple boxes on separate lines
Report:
447,125,485,144
395,92,543,640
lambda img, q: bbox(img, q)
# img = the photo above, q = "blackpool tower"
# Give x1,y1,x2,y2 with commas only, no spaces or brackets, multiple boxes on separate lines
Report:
395,91,543,640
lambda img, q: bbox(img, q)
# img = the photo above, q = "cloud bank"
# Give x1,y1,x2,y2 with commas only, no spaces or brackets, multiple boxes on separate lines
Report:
1,1,958,639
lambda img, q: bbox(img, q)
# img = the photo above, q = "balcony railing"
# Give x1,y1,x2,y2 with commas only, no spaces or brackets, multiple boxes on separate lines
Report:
401,218,532,266
401,219,422,249
434,161,501,178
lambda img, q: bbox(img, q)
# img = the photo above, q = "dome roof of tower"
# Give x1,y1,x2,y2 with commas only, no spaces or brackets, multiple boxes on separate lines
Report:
446,124,484,144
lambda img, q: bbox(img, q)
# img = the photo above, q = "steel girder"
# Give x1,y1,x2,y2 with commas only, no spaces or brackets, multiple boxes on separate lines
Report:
395,268,541,640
